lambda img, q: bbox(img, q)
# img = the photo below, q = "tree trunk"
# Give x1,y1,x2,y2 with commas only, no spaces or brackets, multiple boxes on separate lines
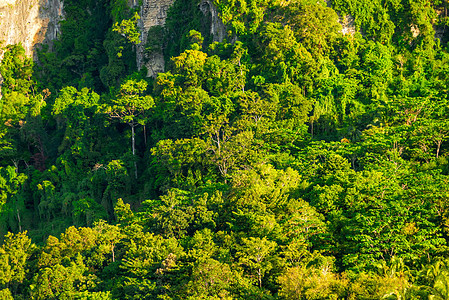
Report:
12,159,18,173
131,124,137,179
112,244,115,262
17,209,22,232
437,140,442,158
310,119,314,138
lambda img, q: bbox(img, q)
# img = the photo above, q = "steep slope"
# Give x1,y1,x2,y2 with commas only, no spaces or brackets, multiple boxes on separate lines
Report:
0,0,63,58
137,0,175,77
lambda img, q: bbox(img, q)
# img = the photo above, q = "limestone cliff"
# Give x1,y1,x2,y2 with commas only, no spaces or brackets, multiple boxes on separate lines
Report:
199,0,226,43
136,0,227,78
0,0,64,59
137,0,175,78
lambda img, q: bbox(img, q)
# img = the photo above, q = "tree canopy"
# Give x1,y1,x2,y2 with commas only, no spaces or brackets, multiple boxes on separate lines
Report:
1,0,449,298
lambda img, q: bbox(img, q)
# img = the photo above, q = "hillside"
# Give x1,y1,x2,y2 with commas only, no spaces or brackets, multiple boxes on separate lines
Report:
1,0,449,298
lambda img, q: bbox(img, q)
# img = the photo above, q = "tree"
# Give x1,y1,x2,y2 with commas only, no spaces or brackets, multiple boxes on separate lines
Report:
183,229,235,298
0,44,34,97
94,220,122,263
30,255,88,299
144,189,194,239
237,236,277,288
150,138,210,191
0,231,34,294
0,167,27,234
278,255,346,300
0,43,48,171
114,223,183,299
105,79,154,178
112,12,141,46
0,288,13,300
52,86,101,174
281,0,342,56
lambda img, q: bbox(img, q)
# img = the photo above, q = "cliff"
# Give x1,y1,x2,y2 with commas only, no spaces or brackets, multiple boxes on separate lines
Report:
199,0,226,43
0,0,64,59
136,0,227,77
137,0,175,78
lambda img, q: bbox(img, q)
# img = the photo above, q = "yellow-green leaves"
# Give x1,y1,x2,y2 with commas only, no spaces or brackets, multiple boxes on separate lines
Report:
52,87,99,117
108,79,154,122
112,12,141,46
0,231,34,288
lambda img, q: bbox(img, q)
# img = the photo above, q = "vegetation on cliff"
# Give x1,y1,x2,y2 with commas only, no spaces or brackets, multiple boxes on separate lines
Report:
1,0,449,298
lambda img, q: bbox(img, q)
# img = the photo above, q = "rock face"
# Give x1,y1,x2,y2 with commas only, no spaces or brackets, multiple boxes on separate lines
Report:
136,0,227,78
199,0,226,43
0,0,63,100
137,0,175,78
0,0,64,59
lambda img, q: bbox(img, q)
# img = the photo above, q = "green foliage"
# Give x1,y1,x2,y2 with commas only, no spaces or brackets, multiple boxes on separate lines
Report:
280,0,342,56
278,254,346,299
0,44,34,96
0,289,13,300
0,167,27,235
164,0,214,61
35,0,110,92
113,12,142,46
332,0,439,49
108,79,154,121
237,236,277,288
100,30,136,88
2,0,449,298
0,231,34,288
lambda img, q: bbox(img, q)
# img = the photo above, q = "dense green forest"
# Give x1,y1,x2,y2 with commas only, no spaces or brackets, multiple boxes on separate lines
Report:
1,0,449,298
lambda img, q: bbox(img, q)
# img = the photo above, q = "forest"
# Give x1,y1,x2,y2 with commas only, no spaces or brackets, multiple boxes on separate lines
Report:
1,0,449,298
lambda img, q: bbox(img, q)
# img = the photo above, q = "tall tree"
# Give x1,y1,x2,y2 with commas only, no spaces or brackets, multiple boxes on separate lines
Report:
105,79,154,178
